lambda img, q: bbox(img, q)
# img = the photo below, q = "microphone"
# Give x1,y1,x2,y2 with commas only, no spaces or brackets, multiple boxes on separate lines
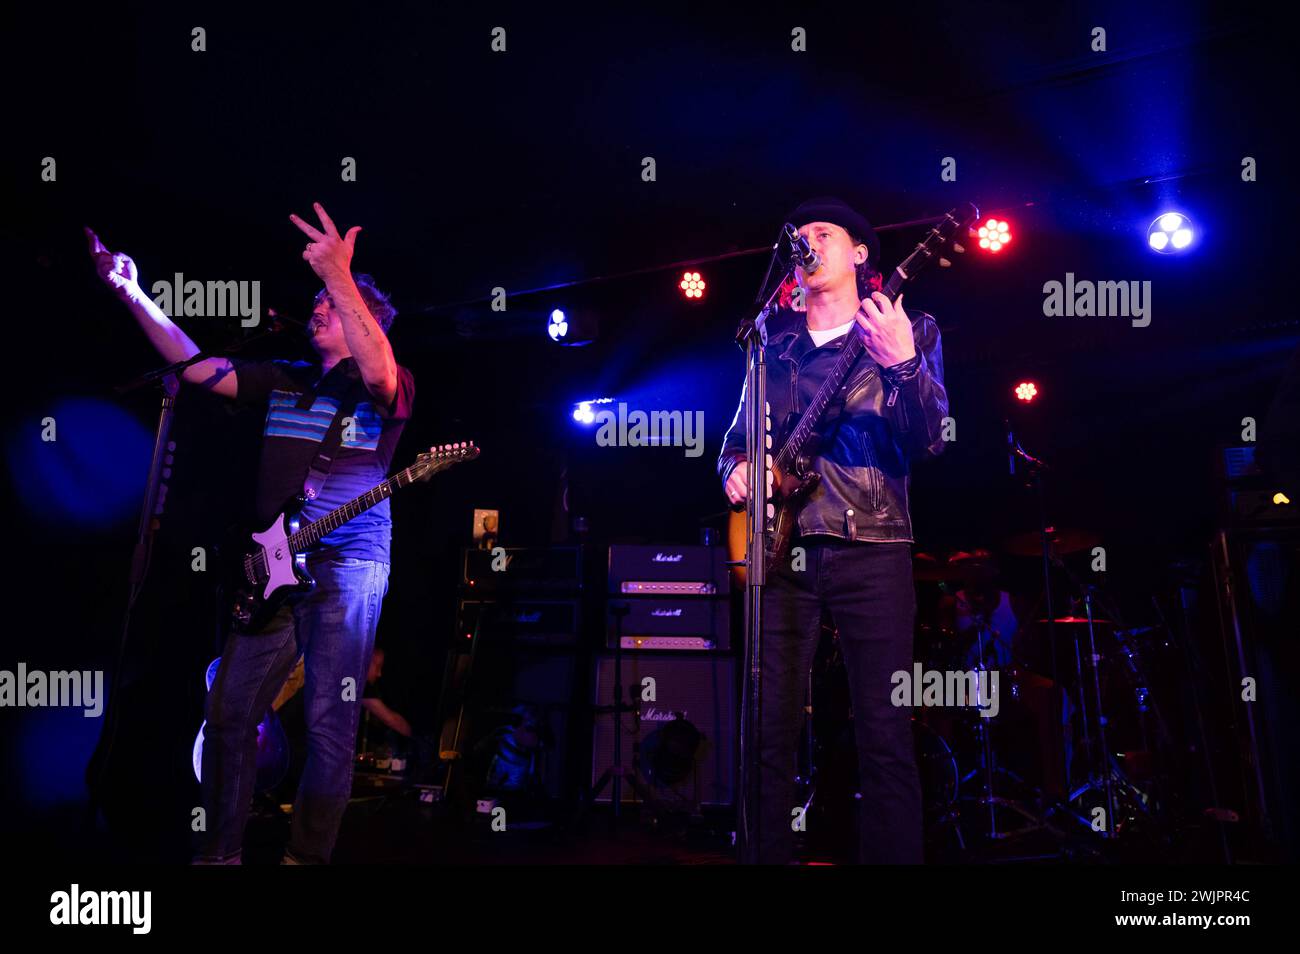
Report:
782,223,821,275
1005,420,1050,474
266,308,309,333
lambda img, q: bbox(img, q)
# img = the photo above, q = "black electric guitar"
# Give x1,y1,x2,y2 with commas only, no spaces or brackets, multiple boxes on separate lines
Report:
728,203,979,583
231,441,479,632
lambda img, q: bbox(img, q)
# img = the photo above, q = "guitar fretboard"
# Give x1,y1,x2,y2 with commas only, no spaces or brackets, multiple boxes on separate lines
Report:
774,333,867,473
289,461,437,550
772,264,910,472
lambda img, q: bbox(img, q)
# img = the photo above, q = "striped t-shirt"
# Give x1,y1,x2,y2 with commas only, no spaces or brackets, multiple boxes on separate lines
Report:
235,357,415,562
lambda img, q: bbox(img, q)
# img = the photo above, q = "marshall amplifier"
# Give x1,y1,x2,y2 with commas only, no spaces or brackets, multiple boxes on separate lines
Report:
462,546,584,594
458,599,581,648
606,598,730,651
608,544,728,595
591,654,736,809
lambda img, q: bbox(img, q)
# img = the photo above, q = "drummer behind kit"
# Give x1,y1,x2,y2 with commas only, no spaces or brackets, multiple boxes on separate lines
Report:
802,532,1171,857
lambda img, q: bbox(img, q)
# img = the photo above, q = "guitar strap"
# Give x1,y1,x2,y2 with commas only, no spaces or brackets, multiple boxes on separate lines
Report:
296,385,359,503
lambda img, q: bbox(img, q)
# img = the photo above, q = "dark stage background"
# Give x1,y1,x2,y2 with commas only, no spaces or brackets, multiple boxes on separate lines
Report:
3,2,1297,860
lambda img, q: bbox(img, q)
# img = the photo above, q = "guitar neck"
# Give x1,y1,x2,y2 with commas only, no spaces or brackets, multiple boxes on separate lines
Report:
289,462,429,550
774,333,865,473
773,266,911,472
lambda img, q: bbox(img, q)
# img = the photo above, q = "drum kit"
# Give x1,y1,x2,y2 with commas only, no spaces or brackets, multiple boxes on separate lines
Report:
799,527,1170,860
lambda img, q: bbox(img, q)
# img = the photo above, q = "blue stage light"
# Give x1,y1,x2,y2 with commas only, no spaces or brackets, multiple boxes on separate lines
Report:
548,309,568,341
1148,212,1195,254
571,398,613,425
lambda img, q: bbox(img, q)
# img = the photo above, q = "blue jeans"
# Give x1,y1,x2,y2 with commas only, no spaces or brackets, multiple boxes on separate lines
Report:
195,556,390,864
753,537,921,864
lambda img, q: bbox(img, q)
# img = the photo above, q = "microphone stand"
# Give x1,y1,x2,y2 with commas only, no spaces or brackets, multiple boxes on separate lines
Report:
87,315,306,820
734,236,796,864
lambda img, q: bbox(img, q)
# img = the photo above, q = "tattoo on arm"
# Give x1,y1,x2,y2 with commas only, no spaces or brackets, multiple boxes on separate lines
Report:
343,305,371,336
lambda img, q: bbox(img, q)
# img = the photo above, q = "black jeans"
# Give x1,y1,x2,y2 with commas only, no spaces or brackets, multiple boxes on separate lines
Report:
754,537,921,864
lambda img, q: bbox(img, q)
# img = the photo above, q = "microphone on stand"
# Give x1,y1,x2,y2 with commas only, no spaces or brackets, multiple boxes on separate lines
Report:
1005,420,1050,474
782,223,822,275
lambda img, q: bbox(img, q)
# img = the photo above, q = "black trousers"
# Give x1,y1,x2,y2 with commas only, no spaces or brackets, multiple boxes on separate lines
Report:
752,536,922,864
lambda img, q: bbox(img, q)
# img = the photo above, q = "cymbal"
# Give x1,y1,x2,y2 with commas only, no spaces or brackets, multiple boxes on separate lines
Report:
1003,527,1100,557
1007,667,1054,690
1036,616,1114,625
948,551,999,582
912,551,999,583
912,552,946,581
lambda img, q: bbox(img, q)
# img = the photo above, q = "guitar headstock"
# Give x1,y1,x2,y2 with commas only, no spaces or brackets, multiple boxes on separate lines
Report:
926,202,981,258
412,441,480,481
889,203,980,289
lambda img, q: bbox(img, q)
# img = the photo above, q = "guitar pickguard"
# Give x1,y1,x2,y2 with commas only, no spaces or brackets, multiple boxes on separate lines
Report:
250,513,305,600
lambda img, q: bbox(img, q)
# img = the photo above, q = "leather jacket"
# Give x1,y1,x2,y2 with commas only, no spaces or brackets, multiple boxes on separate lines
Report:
718,307,948,543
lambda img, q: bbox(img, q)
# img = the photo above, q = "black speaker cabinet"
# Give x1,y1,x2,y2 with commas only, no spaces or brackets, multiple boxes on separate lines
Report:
590,654,736,810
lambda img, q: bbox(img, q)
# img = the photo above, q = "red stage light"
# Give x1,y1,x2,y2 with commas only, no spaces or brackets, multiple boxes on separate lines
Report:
679,270,706,299
1014,381,1038,402
975,218,1013,253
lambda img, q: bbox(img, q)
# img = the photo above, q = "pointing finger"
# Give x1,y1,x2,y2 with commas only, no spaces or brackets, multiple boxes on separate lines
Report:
85,227,106,255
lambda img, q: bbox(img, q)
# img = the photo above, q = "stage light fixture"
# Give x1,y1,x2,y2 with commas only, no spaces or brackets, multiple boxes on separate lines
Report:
547,308,568,341
1014,381,1038,402
1148,212,1195,254
572,397,613,425
974,218,1012,253
547,306,598,346
679,270,706,299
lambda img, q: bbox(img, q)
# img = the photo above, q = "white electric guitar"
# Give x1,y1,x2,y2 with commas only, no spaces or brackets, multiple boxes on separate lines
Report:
230,441,479,631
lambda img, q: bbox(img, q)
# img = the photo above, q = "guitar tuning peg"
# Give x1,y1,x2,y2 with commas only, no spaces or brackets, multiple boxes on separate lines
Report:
952,242,965,254
939,257,952,268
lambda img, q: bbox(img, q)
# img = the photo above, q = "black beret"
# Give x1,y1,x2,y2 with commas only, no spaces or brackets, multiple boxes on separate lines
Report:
787,196,880,267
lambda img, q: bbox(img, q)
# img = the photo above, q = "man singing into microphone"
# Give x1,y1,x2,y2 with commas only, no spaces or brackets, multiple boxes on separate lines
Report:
719,197,949,864
88,203,415,864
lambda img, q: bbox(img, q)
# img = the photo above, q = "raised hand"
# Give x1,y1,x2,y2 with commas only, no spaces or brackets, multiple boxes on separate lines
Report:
289,202,361,282
85,227,140,298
